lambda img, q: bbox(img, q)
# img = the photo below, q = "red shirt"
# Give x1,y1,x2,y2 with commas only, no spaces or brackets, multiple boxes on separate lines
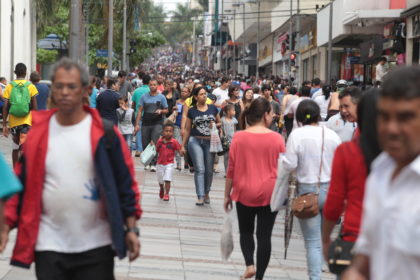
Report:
227,131,285,207
323,139,367,242
156,137,181,165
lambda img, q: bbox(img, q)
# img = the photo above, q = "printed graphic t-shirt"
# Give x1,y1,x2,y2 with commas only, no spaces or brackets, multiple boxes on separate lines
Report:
139,92,168,125
36,114,112,253
187,104,219,137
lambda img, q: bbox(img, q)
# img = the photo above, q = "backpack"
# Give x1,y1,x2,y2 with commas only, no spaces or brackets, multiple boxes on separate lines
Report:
9,81,31,117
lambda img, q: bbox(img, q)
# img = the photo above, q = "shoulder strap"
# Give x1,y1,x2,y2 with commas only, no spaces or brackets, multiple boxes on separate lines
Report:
23,81,31,87
318,126,325,188
102,118,116,151
10,81,17,87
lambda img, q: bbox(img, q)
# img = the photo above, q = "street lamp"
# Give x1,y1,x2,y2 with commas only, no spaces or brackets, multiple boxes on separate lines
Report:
232,2,245,76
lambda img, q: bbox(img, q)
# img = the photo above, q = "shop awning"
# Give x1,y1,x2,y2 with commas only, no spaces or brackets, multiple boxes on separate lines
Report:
343,9,404,26
401,4,420,18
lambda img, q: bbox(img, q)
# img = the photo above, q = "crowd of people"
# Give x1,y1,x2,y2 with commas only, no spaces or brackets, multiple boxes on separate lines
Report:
1,57,420,280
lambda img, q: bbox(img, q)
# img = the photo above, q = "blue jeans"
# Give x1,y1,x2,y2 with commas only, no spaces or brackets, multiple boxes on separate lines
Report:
122,134,133,151
297,182,329,280
135,121,143,152
188,137,215,199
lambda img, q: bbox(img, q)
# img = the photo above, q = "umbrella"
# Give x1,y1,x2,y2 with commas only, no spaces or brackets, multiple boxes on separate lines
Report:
284,175,297,259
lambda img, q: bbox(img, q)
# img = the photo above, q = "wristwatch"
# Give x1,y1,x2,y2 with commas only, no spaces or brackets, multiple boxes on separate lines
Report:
126,227,140,237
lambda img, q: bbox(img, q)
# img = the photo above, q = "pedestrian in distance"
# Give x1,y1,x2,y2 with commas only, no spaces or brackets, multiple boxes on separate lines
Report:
182,86,220,206
2,63,38,166
220,104,238,174
342,66,420,280
96,77,120,125
224,98,285,280
155,123,183,201
30,71,50,111
116,97,136,151
0,58,141,280
282,99,341,280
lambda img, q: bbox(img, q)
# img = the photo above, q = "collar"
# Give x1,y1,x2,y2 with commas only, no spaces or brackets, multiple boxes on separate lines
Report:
372,152,420,176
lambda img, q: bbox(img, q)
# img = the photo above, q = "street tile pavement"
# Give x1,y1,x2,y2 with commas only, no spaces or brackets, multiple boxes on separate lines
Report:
0,134,335,279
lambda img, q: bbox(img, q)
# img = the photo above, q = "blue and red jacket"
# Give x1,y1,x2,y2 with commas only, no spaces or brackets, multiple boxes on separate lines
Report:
5,106,142,268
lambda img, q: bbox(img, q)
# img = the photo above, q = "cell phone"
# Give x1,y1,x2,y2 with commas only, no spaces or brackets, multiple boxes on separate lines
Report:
156,101,161,108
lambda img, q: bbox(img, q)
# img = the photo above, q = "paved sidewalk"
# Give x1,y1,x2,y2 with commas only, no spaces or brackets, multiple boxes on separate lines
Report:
0,134,335,279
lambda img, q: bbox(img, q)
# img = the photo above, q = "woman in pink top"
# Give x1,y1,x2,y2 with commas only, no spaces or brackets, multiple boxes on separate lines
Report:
224,98,285,280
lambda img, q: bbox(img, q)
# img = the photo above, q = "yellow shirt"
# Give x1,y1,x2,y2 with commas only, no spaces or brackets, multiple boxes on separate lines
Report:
3,80,38,128
185,96,213,107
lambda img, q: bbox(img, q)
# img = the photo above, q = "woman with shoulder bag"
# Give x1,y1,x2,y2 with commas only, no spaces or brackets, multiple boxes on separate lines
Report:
282,100,341,280
224,98,285,280
322,89,381,278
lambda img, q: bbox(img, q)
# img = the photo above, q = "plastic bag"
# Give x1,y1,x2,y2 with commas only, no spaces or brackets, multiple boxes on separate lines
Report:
220,210,234,261
210,124,223,153
140,142,156,166
270,154,290,212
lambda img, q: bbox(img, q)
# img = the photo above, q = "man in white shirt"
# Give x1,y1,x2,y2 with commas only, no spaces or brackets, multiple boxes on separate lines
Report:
375,57,388,84
285,86,311,130
212,77,230,108
0,58,142,279
343,66,420,280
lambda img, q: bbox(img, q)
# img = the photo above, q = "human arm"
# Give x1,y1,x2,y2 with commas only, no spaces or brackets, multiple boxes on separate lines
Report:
224,178,233,212
134,106,143,134
282,133,298,171
30,96,38,111
181,117,192,155
125,216,141,261
2,99,9,137
180,103,189,137
341,255,369,280
156,95,169,115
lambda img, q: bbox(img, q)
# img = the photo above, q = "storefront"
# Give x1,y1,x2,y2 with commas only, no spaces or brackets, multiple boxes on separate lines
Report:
272,32,290,78
299,28,319,81
258,34,273,76
402,6,420,65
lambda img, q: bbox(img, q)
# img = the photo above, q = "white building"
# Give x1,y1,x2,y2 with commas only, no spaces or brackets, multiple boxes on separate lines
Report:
0,0,36,81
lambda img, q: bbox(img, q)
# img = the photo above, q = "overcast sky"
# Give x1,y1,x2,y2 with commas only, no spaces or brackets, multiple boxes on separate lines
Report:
153,0,189,13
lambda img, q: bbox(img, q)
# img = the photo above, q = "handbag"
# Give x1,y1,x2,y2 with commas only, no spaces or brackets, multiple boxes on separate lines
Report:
328,234,355,275
210,124,223,153
292,126,324,219
140,142,157,166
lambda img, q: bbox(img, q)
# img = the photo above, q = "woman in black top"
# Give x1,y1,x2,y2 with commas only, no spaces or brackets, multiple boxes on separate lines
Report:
162,79,178,118
222,86,242,129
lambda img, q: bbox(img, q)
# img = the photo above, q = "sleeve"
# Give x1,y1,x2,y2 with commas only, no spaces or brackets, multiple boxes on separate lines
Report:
173,139,182,151
233,118,238,125
187,107,194,120
131,90,137,102
323,145,347,222
282,132,298,171
2,84,12,100
139,94,145,107
161,95,168,108
29,84,39,97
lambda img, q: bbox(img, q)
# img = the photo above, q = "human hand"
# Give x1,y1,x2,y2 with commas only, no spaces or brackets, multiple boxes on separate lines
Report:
155,109,162,115
2,126,9,138
223,196,232,213
125,232,141,262
134,125,140,134
0,224,10,253
322,238,331,262
180,147,185,156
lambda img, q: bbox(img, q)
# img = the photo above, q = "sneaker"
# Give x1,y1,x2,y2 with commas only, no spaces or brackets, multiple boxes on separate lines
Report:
159,189,164,199
163,194,170,201
150,166,156,172
135,151,141,157
144,165,150,171
204,194,210,204
195,199,204,206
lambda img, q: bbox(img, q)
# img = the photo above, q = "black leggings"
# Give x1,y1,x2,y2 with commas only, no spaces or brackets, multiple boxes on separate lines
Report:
236,202,278,279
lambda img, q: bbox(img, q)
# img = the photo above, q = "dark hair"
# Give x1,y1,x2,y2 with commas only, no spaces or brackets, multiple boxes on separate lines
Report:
339,86,363,104
107,77,118,89
312,78,321,86
322,85,331,100
381,66,420,100
289,87,298,95
142,74,151,85
380,57,387,63
0,77,6,83
357,88,381,173
118,70,127,78
228,86,239,98
301,86,311,97
296,100,321,125
221,76,230,84
261,84,272,92
240,98,271,129
163,122,174,130
29,71,41,83
118,96,129,103
190,86,206,107
14,63,27,77
302,80,311,87
223,103,235,115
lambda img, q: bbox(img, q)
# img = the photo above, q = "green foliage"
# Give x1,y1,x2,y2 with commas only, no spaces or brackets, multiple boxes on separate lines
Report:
128,32,166,65
37,49,58,64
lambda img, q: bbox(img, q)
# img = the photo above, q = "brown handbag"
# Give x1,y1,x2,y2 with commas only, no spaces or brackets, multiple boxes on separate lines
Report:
292,126,324,219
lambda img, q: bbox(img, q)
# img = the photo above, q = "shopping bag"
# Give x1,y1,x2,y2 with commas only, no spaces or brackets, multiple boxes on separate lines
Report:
0,154,22,199
210,125,223,153
140,143,156,166
220,210,234,261
270,154,290,212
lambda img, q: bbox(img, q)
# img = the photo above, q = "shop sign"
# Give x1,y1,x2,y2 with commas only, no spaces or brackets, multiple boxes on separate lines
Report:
299,29,316,53
360,37,383,63
258,35,273,64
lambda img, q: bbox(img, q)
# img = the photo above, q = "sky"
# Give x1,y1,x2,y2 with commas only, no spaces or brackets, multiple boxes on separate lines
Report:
153,0,189,13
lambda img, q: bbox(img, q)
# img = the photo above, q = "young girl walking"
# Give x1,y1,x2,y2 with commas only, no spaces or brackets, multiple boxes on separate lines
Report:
221,104,237,174
116,97,135,151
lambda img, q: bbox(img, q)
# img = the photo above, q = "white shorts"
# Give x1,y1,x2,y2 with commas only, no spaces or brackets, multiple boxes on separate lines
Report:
156,163,174,184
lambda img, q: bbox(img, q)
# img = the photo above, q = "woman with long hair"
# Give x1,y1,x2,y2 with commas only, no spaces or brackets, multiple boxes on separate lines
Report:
282,100,341,280
282,86,298,137
242,88,254,110
182,87,221,205
224,98,285,280
222,86,242,129
322,89,381,278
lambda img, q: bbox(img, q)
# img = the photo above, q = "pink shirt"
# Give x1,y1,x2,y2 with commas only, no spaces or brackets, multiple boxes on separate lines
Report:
227,131,286,207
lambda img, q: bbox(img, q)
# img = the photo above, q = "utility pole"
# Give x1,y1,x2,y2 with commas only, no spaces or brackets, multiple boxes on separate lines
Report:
108,0,113,76
327,2,333,84
122,0,127,71
233,10,236,75
70,0,81,62
31,0,37,72
192,17,196,66
242,4,245,75
296,0,300,87
84,0,89,67
256,0,260,80
288,0,293,83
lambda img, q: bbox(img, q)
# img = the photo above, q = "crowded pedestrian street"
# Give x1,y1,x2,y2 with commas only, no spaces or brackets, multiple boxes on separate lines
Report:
0,134,335,280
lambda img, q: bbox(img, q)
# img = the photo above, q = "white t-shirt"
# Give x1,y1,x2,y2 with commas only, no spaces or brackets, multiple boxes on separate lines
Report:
282,125,341,184
212,87,229,106
375,63,388,82
314,95,330,120
36,114,112,253
326,113,356,142
285,97,311,130
311,88,323,100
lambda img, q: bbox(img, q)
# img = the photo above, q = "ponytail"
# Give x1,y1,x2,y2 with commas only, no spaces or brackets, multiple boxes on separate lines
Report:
323,85,331,100
239,98,271,129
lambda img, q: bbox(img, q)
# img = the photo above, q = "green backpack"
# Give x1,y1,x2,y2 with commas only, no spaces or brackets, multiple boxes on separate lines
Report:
9,81,31,117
